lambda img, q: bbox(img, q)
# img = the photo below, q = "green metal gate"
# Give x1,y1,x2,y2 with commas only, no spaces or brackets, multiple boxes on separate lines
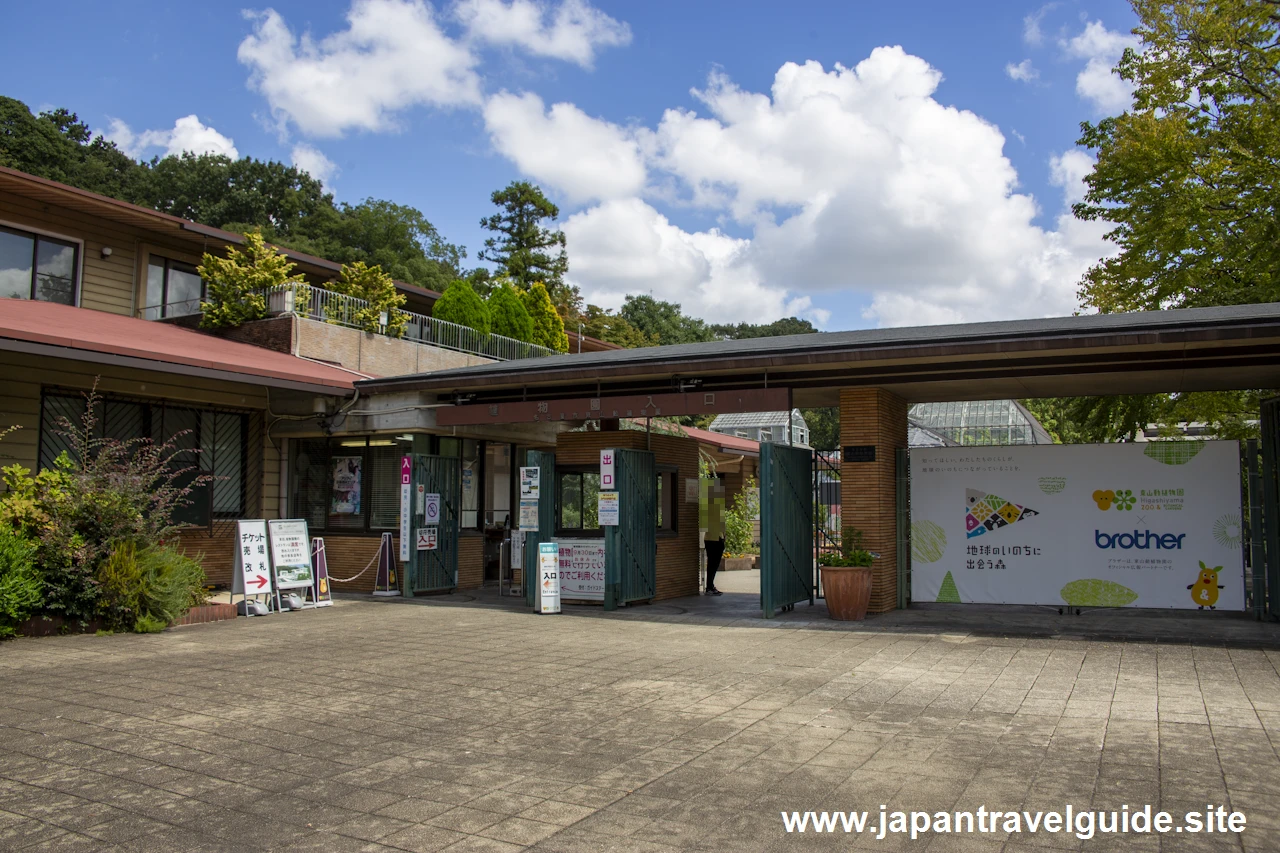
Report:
523,450,557,609
1260,398,1280,620
406,454,460,595
761,442,814,618
605,449,656,610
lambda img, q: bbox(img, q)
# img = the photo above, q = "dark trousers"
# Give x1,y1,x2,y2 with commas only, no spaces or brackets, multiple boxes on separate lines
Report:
705,538,725,590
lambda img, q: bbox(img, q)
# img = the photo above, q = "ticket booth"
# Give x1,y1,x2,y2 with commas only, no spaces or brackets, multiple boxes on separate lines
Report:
522,430,701,608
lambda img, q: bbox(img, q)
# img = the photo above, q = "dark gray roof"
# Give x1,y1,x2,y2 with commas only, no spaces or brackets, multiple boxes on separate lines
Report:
359,302,1280,392
709,410,805,430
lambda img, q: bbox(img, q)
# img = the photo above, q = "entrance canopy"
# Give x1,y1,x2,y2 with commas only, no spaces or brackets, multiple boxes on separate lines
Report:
358,303,1280,412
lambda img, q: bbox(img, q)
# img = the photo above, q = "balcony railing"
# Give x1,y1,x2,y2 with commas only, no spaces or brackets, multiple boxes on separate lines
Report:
263,284,560,362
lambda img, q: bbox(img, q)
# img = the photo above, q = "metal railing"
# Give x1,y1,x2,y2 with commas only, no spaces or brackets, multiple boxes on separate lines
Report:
264,284,560,361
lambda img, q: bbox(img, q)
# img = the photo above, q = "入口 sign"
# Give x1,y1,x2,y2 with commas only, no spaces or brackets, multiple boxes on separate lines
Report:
416,527,438,551
538,542,560,614
400,456,412,561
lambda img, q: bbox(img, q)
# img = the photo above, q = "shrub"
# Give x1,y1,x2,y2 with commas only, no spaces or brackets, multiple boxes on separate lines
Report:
199,229,305,329
818,528,875,567
137,544,207,627
487,282,535,342
433,280,491,335
724,478,760,555
0,384,213,624
0,524,42,639
97,541,143,632
328,261,408,337
522,282,568,352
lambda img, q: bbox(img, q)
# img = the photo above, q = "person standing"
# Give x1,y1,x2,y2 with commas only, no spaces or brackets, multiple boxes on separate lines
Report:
704,480,726,595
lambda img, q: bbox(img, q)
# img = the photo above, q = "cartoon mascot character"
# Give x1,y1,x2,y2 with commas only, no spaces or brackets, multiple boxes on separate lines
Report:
1187,562,1224,610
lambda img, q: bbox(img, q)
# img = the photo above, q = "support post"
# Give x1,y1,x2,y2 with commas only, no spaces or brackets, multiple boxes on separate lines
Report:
839,388,908,613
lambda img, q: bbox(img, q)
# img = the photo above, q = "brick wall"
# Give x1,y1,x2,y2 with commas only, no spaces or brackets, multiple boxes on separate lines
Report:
165,314,294,354
839,388,908,613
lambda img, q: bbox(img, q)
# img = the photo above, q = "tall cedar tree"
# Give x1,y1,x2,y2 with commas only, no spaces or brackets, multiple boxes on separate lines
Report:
433,280,491,336
523,283,569,352
478,182,571,301
487,282,536,343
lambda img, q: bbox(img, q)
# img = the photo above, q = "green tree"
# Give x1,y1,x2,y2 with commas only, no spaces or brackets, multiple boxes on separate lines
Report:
478,181,570,298
581,304,657,348
523,282,569,352
0,98,142,199
433,280,491,335
800,408,839,450
1076,0,1280,313
1065,0,1278,441
619,295,715,345
137,153,332,240
329,261,407,337
487,282,536,343
198,229,304,329
712,317,818,339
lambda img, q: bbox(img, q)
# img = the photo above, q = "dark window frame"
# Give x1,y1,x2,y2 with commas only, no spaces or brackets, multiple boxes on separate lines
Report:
0,224,79,305
37,388,255,524
555,467,602,537
146,255,206,319
289,435,487,536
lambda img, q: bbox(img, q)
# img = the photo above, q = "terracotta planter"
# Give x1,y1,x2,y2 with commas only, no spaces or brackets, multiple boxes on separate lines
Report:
821,565,873,621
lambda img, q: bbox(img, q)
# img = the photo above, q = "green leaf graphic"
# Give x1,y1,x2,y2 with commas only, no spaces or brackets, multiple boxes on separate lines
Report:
911,520,947,563
1143,442,1203,465
1060,579,1139,607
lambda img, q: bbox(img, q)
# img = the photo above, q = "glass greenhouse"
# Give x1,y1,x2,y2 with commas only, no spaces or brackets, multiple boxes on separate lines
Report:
908,400,1054,446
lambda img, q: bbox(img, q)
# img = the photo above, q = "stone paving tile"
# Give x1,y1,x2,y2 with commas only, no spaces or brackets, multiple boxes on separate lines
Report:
1,598,1279,851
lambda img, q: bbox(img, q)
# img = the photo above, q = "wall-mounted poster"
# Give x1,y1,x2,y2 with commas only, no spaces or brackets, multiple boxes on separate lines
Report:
909,442,1244,610
331,456,362,515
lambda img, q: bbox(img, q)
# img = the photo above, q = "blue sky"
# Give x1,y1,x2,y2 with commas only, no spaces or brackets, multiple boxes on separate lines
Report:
2,0,1138,329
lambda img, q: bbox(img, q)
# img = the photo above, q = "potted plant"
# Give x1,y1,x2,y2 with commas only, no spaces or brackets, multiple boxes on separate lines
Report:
818,530,876,621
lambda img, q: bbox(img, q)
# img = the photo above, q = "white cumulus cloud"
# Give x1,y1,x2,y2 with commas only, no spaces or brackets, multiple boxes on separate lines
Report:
456,0,630,67
562,198,825,325
490,48,1117,329
483,91,647,204
107,115,239,159
1064,20,1139,114
291,142,339,183
1005,59,1039,83
237,0,482,137
1023,3,1056,46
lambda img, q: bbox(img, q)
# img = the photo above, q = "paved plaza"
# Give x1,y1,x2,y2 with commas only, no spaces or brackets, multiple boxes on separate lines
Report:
2,592,1280,852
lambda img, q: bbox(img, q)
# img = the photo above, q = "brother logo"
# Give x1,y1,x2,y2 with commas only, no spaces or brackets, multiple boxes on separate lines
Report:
1095,530,1186,550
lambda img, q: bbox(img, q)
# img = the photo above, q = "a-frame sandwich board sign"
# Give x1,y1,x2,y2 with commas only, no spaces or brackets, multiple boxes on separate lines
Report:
232,519,274,615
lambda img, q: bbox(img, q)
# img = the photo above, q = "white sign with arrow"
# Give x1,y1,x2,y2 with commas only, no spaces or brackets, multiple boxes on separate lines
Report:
233,519,273,597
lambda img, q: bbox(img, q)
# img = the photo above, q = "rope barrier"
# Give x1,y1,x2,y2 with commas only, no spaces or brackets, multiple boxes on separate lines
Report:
314,542,383,583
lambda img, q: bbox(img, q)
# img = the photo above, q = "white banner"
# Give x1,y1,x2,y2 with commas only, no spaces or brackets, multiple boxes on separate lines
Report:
557,539,606,600
909,442,1243,610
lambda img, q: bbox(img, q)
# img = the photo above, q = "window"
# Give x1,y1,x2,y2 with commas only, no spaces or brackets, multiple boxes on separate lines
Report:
657,470,677,533
38,390,256,524
291,436,414,534
0,225,77,305
759,427,773,443
439,437,482,529
558,471,601,533
145,256,204,319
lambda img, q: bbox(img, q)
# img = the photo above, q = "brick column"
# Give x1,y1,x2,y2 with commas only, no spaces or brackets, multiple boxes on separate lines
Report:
839,388,908,613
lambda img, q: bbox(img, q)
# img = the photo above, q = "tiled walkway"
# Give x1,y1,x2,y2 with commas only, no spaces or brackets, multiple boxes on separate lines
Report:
1,595,1279,851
